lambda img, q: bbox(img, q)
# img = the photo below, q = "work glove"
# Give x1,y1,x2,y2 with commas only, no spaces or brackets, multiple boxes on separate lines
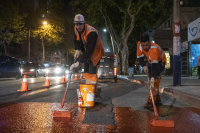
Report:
142,66,149,75
74,50,81,59
149,77,155,89
70,62,80,70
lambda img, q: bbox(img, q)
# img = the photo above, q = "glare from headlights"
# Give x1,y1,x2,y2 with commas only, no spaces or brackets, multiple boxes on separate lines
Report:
54,68,61,74
45,69,49,73
30,69,35,71
65,70,69,73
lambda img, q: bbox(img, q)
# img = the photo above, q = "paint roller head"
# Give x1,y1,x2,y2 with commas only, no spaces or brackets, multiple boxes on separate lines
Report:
151,119,174,127
53,111,71,118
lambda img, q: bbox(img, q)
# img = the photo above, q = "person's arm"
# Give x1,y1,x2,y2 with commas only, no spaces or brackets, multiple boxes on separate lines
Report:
138,57,146,67
150,49,161,79
78,32,98,64
74,33,81,50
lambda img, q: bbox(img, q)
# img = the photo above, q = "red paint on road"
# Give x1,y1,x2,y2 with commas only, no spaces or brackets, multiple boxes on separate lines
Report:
0,103,199,132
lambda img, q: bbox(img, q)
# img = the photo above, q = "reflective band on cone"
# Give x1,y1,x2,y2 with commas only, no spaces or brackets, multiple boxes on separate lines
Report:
18,75,30,91
61,74,66,83
74,73,78,80
80,73,83,79
43,74,50,87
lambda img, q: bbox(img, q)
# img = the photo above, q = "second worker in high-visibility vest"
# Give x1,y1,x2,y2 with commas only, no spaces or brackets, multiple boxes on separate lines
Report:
137,34,166,109
70,14,104,97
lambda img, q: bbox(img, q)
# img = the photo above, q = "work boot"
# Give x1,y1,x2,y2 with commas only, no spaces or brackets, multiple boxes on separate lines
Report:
155,95,162,106
144,102,153,109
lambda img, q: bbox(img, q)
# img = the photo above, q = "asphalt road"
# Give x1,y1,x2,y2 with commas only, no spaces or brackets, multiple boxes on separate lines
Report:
0,75,200,132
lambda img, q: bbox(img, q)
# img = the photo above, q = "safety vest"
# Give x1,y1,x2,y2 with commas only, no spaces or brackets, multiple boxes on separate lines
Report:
74,24,104,66
137,42,166,64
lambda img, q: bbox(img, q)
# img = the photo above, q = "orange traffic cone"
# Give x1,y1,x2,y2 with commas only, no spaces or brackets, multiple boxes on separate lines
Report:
80,73,83,79
74,73,77,80
18,75,30,91
43,74,51,87
61,74,66,83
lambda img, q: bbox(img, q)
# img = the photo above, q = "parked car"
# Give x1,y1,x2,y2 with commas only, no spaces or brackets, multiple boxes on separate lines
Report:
46,64,65,76
21,63,46,78
0,56,21,79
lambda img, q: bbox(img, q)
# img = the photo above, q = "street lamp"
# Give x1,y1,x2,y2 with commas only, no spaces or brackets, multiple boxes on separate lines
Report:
43,21,47,25
103,29,107,32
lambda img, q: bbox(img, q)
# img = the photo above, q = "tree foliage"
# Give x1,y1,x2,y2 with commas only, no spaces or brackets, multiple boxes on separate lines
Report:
71,0,172,74
0,0,27,55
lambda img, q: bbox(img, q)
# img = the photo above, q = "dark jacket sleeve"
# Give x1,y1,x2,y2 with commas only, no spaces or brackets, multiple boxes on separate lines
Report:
138,57,146,67
74,33,81,50
151,63,160,79
78,32,98,64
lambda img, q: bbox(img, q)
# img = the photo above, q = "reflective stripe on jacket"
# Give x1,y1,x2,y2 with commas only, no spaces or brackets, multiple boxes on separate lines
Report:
74,24,104,66
137,41,166,64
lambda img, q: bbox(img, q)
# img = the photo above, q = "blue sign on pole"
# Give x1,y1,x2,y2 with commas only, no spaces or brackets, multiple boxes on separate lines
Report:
190,44,200,68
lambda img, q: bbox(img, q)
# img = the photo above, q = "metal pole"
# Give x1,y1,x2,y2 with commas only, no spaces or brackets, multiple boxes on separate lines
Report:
173,0,181,85
28,29,30,62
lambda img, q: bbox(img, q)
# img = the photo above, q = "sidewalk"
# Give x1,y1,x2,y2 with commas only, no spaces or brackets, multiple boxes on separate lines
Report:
118,75,200,109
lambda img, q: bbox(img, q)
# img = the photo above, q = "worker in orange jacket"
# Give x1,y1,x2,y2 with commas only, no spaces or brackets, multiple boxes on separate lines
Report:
70,14,104,93
137,34,166,109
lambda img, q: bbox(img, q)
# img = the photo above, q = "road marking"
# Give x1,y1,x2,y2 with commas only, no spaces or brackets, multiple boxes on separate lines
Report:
20,85,62,97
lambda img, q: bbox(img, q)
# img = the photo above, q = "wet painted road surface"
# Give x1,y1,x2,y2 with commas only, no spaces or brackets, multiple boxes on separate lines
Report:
0,102,200,132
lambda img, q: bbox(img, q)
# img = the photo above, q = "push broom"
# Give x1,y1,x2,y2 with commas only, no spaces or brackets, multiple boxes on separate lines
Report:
149,83,175,127
53,71,73,118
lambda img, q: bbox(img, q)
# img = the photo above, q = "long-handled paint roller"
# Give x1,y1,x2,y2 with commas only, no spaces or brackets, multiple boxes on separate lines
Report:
53,71,73,118
149,84,175,127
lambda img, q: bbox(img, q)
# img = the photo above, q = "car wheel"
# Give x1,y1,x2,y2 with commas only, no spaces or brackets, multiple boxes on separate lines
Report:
34,71,38,78
15,73,21,80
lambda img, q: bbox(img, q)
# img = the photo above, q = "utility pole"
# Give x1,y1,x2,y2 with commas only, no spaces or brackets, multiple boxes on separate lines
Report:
173,0,181,85
28,29,30,62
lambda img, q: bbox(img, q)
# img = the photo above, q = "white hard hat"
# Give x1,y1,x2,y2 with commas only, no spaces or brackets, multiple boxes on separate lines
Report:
74,14,85,23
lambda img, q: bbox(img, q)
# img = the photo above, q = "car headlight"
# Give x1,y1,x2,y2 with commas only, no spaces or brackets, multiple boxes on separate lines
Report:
45,69,49,73
54,68,61,73
30,69,35,71
65,70,69,73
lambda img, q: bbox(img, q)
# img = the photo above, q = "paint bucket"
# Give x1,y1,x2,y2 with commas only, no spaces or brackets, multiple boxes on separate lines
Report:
78,84,95,107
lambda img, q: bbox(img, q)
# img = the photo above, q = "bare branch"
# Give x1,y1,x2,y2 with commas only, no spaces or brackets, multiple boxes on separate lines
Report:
127,0,133,17
109,0,126,13
135,0,147,16
121,13,127,39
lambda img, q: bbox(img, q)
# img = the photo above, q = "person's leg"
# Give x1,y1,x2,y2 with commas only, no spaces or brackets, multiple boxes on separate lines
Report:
84,61,90,84
88,59,100,97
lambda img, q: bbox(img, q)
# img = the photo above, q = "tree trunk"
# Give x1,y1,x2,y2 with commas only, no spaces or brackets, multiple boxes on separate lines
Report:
121,43,129,75
41,38,45,63
3,40,7,56
28,29,30,62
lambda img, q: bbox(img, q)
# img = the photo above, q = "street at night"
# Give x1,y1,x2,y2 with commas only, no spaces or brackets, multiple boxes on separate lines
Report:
0,0,200,132
0,75,200,132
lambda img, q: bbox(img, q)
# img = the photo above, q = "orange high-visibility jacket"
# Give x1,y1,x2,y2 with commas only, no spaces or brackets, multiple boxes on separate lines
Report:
74,24,104,66
137,41,166,64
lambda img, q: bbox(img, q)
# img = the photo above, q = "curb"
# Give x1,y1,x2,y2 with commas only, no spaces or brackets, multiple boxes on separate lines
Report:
118,75,200,109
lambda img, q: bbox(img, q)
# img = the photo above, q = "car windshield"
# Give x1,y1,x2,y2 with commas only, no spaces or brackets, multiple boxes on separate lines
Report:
22,63,37,67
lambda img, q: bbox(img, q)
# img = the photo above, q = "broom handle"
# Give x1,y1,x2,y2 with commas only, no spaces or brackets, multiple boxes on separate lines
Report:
149,86,159,119
61,71,73,108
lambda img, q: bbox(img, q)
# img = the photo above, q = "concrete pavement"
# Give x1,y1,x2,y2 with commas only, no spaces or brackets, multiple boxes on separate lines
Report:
120,75,200,109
